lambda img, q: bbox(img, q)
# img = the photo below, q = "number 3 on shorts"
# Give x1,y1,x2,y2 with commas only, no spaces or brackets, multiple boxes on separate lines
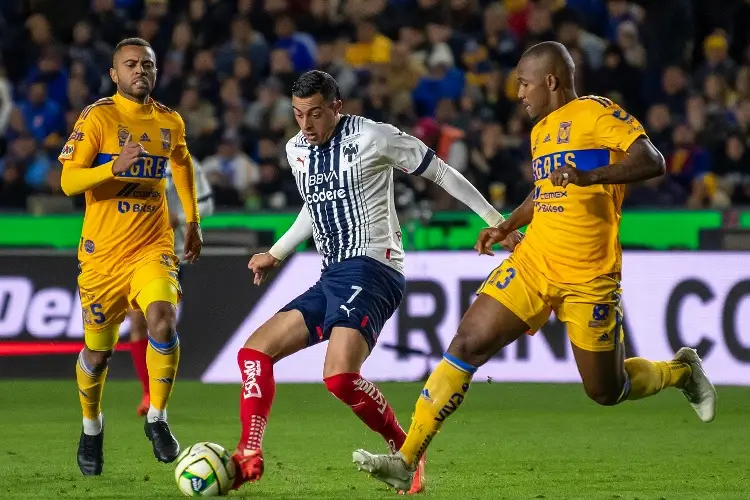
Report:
495,267,516,290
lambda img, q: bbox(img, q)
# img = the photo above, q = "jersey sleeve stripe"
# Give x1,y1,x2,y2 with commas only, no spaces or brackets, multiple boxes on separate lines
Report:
412,149,436,176
578,96,611,108
94,153,116,166
80,98,114,119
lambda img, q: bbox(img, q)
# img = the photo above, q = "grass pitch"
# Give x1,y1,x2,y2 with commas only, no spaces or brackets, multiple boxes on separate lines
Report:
0,380,746,499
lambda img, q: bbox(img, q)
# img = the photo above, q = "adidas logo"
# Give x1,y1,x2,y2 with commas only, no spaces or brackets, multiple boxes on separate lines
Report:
420,388,433,403
597,332,609,342
140,133,151,142
543,134,551,143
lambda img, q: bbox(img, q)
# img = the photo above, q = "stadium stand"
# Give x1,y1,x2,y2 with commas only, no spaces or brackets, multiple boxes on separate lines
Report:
0,0,749,214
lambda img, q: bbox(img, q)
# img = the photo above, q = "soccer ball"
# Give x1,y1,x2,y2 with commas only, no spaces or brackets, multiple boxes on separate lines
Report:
174,442,236,497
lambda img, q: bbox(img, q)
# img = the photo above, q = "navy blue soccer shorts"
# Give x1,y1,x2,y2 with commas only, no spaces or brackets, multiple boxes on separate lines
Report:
280,256,405,351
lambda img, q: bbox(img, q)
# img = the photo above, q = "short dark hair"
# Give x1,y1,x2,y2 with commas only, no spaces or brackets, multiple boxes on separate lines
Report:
291,70,340,102
113,37,153,60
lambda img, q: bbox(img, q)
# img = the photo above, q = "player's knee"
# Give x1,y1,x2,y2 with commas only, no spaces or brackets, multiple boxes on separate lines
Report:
128,311,148,341
448,325,487,367
584,385,621,406
145,305,177,343
84,348,113,370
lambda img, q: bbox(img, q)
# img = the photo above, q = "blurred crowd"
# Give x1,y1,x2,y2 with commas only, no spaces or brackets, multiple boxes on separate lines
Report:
1,0,750,213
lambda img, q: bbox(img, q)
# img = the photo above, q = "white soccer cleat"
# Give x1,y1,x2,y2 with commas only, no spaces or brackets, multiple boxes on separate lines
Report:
674,347,717,423
353,449,414,492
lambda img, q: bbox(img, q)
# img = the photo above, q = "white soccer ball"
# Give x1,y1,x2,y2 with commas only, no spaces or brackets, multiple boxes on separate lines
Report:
174,442,236,497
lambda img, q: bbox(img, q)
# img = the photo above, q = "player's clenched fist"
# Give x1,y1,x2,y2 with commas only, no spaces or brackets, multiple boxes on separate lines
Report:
474,224,524,256
112,134,147,175
248,252,281,285
549,166,591,188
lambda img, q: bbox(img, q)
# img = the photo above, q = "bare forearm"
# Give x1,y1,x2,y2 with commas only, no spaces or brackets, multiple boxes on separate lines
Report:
587,161,663,184
502,191,534,232
586,138,666,185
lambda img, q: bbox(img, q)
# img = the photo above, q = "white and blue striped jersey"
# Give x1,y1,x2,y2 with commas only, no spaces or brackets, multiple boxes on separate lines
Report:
285,115,435,274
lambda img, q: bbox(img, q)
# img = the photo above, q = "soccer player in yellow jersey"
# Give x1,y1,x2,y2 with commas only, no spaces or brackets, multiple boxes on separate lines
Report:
59,38,203,476
353,42,718,490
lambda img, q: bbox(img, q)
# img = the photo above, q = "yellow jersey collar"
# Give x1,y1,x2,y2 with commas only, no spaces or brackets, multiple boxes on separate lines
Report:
113,92,154,119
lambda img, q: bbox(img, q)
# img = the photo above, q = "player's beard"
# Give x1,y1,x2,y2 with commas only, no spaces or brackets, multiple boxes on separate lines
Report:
124,78,153,102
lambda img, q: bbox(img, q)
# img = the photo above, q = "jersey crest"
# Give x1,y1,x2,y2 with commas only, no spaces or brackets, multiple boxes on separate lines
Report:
342,142,359,163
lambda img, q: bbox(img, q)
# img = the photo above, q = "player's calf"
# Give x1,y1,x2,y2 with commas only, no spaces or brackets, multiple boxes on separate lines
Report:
582,382,626,406
139,300,181,462
143,301,177,344
76,347,111,476
324,372,406,451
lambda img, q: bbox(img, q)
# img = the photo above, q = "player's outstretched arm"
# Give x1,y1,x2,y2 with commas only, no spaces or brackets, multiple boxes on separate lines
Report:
419,157,524,251
475,190,534,256
420,156,504,227
248,205,314,285
375,121,523,251
268,204,314,262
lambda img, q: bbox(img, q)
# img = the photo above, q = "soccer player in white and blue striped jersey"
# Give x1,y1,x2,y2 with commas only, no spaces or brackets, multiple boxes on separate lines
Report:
230,70,523,494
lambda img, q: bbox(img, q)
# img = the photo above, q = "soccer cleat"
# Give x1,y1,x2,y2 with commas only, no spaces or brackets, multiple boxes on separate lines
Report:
674,347,717,423
231,448,264,489
144,420,180,463
136,394,150,417
352,449,414,492
77,424,104,476
399,452,426,495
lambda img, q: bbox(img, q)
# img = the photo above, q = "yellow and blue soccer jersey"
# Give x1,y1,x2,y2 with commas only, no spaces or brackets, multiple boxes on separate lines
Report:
59,93,198,276
514,95,647,284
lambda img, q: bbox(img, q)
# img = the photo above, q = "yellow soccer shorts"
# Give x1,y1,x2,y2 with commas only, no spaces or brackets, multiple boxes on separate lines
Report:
77,252,182,352
478,254,623,352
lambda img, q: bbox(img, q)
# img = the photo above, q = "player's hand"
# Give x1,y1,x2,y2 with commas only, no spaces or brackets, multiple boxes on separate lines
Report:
549,166,592,188
248,252,281,286
475,224,512,257
183,222,203,264
499,230,524,252
112,134,147,175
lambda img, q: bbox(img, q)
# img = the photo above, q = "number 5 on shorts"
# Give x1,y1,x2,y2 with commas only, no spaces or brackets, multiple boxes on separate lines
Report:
90,303,106,324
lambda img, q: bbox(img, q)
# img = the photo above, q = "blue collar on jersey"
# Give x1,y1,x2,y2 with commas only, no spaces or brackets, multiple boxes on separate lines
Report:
309,115,349,150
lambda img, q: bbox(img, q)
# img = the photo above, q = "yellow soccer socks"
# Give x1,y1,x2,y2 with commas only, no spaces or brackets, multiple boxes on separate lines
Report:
624,357,692,400
76,350,107,434
400,353,476,466
146,334,180,420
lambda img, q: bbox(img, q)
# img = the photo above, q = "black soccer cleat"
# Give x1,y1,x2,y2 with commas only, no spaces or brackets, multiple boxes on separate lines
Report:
77,425,104,476
144,420,180,463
